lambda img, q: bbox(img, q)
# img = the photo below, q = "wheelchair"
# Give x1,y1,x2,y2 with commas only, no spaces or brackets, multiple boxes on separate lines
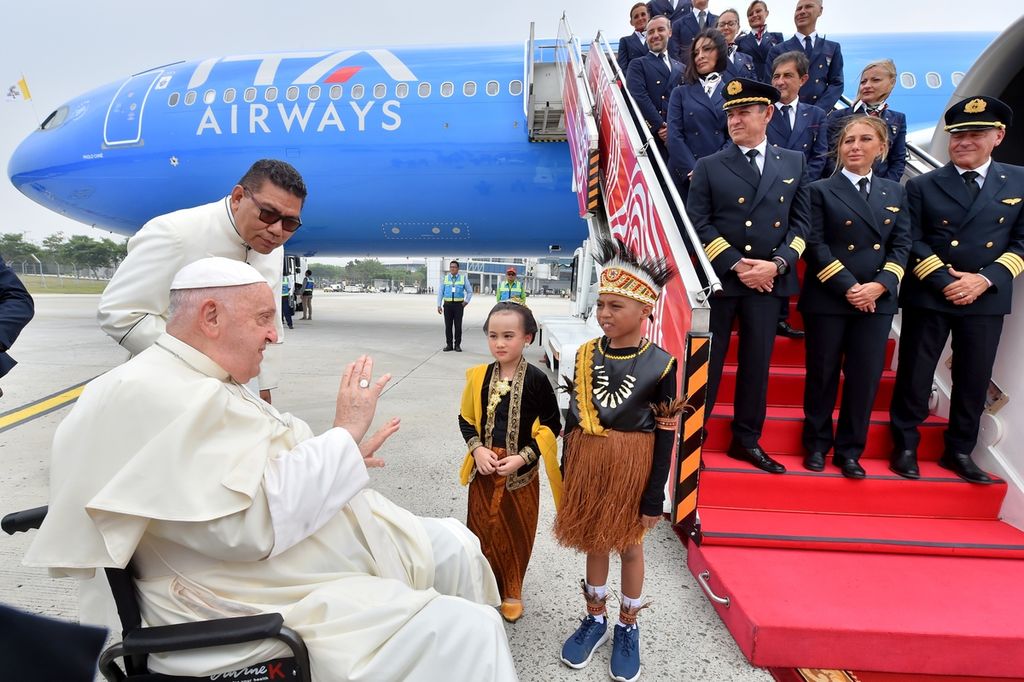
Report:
3,506,312,682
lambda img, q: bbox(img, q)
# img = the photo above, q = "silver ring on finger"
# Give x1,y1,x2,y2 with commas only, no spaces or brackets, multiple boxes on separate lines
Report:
359,378,370,389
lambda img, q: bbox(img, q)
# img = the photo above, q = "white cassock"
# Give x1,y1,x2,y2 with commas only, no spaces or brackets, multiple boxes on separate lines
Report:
96,198,284,392
25,334,516,681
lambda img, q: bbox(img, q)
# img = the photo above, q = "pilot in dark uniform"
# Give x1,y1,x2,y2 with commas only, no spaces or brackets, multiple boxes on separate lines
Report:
890,96,1024,484
736,1,784,82
800,115,911,478
669,0,717,63
627,15,685,156
618,3,650,74
716,10,758,81
647,0,692,23
667,29,732,200
766,0,843,112
688,78,811,473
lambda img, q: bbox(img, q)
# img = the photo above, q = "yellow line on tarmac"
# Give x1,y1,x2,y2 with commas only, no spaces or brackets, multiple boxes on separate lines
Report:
0,378,94,434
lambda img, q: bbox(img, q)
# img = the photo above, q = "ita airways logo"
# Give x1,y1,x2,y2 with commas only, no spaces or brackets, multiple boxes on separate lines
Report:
186,50,418,89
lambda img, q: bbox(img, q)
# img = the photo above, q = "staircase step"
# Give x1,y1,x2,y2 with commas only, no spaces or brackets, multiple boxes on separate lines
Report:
698,452,1005,519
719,365,895,410
698,507,1024,559
723,334,896,369
688,543,1024,677
704,405,945,459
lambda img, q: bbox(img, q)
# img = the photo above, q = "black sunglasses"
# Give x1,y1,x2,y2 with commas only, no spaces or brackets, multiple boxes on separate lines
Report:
244,188,302,232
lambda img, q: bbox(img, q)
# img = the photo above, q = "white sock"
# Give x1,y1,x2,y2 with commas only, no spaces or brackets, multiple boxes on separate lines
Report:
585,582,607,622
619,595,642,629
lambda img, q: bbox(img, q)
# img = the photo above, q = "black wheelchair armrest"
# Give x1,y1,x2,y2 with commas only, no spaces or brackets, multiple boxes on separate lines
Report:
1,505,48,534
121,613,286,654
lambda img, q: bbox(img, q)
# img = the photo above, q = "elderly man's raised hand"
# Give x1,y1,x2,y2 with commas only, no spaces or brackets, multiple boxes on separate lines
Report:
359,417,400,468
334,355,392,443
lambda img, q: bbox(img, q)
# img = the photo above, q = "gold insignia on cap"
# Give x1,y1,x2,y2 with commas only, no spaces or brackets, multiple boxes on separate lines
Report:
782,178,795,184
965,98,987,114
1002,198,1022,205
886,206,900,213
727,80,742,95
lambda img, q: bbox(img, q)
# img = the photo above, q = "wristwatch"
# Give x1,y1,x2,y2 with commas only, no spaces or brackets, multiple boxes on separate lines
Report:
772,256,789,275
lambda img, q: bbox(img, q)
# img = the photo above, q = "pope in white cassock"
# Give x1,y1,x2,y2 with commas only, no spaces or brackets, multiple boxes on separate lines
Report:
26,258,518,681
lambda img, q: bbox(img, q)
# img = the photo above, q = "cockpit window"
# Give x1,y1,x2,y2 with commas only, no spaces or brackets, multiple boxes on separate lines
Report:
40,106,69,131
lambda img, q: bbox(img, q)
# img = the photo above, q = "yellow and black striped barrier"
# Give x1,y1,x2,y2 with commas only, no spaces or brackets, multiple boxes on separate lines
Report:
0,378,95,435
587,149,601,213
672,332,711,536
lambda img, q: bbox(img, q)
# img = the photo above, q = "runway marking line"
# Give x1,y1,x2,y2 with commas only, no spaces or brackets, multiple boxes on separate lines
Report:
0,377,96,434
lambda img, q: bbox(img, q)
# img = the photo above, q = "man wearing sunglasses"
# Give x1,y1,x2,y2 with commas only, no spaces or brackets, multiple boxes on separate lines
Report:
98,159,307,403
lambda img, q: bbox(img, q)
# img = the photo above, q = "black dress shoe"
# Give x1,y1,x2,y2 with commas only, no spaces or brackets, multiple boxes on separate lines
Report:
833,458,866,479
454,345,463,352
442,346,454,352
938,452,994,485
727,443,786,474
803,451,826,472
889,450,920,479
776,321,805,338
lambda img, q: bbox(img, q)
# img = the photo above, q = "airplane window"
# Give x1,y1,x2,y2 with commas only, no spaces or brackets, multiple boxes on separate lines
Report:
440,81,454,97
329,84,343,100
418,82,431,98
167,92,180,107
203,89,216,105
244,87,257,103
265,86,278,102
286,86,299,101
223,88,236,104
396,83,409,99
41,106,69,130
463,81,477,97
899,72,916,89
952,71,965,86
308,85,321,101
184,91,197,106
486,80,499,96
925,72,942,89
374,83,387,98
352,84,365,99
509,80,523,96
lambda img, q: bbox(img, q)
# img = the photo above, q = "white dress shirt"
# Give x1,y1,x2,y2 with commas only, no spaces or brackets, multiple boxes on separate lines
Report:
953,158,992,189
737,137,769,174
841,167,873,195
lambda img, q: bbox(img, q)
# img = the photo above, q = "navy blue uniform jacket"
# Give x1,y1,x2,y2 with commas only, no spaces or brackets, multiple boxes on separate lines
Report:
901,162,1024,316
647,0,692,23
669,10,718,63
627,51,685,133
767,101,829,182
767,36,844,111
0,257,35,378
617,33,647,73
735,30,784,82
800,174,911,315
688,144,811,297
667,80,730,183
823,107,907,181
725,50,757,80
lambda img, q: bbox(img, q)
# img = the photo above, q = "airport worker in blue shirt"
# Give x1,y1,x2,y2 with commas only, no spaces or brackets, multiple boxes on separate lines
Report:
766,0,843,112
736,1,785,82
889,96,1024,485
627,15,685,156
437,259,473,352
669,0,717,63
496,267,527,304
716,10,758,80
687,77,811,475
823,59,908,182
667,29,732,200
618,3,651,74
800,115,911,479
0,255,35,390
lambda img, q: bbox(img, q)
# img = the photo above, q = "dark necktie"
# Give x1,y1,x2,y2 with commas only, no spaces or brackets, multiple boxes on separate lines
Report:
746,149,761,180
779,104,792,137
858,177,870,201
804,35,813,55
962,170,981,202
698,10,706,29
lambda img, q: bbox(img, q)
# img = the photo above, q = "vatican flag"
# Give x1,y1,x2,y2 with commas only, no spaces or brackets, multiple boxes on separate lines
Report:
5,76,31,102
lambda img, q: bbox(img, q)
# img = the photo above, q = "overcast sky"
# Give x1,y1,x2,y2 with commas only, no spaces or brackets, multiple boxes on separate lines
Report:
0,1,1016,245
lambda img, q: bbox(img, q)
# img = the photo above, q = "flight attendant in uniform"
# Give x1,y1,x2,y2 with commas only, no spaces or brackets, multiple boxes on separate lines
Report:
716,11,757,80
647,0,692,24
669,0,717,64
800,116,911,478
766,0,843,112
627,15,685,157
618,3,650,74
688,78,811,474
736,1,784,82
889,96,1023,484
667,29,732,200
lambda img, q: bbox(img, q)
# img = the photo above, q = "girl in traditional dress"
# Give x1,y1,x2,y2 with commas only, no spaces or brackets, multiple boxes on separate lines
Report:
555,239,685,682
458,302,562,623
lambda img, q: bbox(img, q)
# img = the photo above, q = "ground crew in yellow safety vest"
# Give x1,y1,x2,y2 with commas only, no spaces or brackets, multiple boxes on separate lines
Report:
496,267,527,304
437,260,473,352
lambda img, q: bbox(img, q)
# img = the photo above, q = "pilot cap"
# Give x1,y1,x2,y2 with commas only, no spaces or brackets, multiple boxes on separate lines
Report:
171,257,266,290
722,78,780,110
944,96,1012,133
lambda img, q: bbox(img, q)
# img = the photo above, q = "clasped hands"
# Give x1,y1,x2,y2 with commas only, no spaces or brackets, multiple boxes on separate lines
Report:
333,355,399,468
845,282,886,313
735,258,779,292
942,268,990,306
472,446,526,477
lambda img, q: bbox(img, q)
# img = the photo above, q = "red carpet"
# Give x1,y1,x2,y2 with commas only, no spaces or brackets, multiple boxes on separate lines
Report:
770,669,1024,682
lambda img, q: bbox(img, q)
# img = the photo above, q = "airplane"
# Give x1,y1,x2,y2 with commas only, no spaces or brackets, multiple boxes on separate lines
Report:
6,32,995,257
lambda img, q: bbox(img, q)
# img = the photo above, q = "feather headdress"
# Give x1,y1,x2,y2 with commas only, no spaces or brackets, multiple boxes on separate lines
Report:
593,238,675,306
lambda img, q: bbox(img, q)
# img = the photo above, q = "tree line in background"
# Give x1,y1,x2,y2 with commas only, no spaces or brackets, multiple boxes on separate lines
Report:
1,232,128,278
309,259,427,287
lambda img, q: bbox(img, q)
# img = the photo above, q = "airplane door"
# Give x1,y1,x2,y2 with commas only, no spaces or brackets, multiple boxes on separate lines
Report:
103,71,163,147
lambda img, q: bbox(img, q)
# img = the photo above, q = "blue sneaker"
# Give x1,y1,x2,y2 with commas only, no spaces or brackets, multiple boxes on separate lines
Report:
560,615,610,669
609,623,641,682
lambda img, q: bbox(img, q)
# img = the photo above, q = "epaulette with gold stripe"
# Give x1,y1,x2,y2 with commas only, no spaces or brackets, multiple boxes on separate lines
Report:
817,260,845,282
789,236,806,257
995,252,1024,278
704,237,731,261
883,262,905,282
913,254,944,280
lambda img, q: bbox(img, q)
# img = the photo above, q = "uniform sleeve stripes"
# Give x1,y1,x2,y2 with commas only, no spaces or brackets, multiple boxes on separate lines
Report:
704,237,731,261
789,236,806,257
883,262,905,282
912,254,945,280
995,252,1024,278
817,260,845,282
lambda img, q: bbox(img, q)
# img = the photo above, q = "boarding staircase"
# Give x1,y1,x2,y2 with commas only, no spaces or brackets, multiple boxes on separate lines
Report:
550,14,1024,679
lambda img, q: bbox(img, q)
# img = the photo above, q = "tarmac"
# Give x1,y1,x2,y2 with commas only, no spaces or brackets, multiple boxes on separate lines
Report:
0,291,770,682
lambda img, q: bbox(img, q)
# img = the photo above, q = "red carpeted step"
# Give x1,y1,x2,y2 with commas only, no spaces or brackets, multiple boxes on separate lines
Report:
704,405,946,459
723,333,896,369
687,543,1024,677
698,452,1005,519
698,507,1024,559
719,365,896,410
